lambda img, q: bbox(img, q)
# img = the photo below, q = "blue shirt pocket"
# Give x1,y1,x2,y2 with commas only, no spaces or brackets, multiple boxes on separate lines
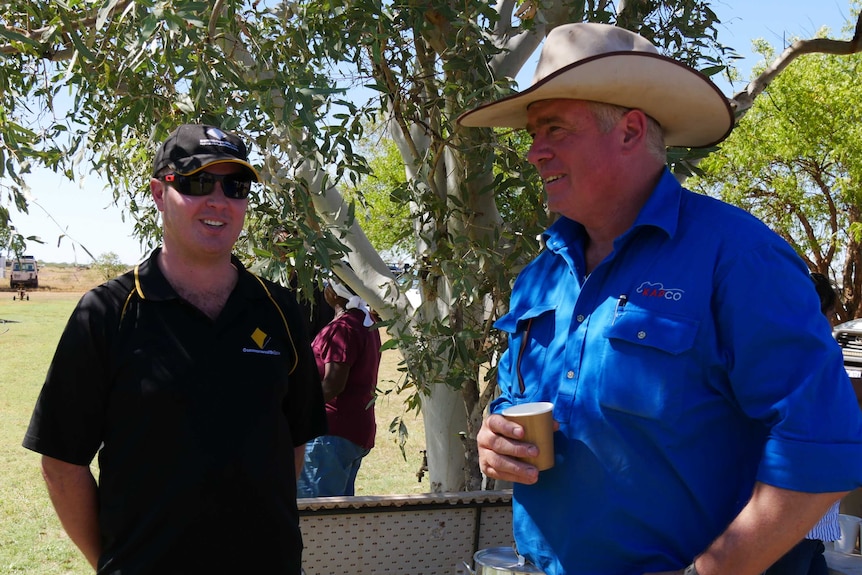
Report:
604,307,699,355
497,305,557,400
598,307,700,421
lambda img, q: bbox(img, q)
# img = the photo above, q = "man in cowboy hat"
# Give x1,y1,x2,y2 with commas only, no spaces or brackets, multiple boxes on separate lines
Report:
460,23,862,575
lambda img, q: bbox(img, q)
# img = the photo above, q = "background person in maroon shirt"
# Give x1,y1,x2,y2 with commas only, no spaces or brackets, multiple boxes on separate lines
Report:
297,275,382,497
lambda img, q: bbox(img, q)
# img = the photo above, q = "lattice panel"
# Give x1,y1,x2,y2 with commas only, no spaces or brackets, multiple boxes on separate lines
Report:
476,506,514,550
301,508,479,574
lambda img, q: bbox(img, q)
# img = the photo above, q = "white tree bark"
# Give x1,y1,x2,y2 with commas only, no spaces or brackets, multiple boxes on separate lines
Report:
421,385,470,492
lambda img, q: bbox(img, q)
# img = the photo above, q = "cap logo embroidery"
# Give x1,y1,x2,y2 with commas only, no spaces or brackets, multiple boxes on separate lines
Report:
636,281,684,301
200,127,240,153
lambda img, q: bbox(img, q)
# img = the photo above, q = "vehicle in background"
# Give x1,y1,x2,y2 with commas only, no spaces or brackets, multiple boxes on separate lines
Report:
834,319,862,411
835,319,862,377
396,270,421,309
10,255,38,289
387,262,420,308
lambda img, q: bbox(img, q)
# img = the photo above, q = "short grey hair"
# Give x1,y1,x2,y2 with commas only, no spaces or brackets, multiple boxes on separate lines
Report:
587,101,666,164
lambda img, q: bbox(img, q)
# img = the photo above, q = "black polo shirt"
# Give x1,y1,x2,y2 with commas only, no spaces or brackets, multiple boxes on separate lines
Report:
23,249,327,575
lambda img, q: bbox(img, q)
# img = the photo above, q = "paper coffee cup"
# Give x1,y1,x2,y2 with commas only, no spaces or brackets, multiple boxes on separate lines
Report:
501,402,555,471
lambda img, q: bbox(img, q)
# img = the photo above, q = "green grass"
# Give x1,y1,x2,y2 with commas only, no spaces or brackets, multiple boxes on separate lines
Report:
0,291,426,574
1,295,89,573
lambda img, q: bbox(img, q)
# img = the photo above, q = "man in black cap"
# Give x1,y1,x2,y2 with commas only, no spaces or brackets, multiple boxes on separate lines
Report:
23,124,327,574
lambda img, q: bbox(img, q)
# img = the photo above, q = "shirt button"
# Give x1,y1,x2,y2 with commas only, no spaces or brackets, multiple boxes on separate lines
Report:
576,314,585,322
566,370,575,379
637,331,647,340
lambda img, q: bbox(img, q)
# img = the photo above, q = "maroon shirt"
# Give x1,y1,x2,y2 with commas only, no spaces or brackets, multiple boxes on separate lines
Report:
312,308,381,449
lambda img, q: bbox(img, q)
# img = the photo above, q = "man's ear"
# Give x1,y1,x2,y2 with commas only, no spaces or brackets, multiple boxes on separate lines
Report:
150,177,166,211
619,109,649,150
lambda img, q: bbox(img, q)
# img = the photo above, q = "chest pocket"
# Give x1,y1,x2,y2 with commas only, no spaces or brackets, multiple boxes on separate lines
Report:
498,305,557,400
599,307,700,421
604,307,699,354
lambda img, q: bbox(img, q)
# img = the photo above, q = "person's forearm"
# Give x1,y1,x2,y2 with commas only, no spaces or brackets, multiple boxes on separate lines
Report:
321,362,349,402
694,482,846,575
41,456,101,569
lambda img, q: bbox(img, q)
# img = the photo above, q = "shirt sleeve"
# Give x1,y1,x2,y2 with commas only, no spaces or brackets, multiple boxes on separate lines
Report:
717,241,862,492
314,320,360,366
274,287,327,447
22,287,119,465
489,337,516,415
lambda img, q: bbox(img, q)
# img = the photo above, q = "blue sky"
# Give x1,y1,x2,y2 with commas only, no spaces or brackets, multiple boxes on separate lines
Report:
7,0,856,265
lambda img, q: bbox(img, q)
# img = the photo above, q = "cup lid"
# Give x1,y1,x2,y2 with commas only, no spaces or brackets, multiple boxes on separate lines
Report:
473,547,545,573
501,402,554,416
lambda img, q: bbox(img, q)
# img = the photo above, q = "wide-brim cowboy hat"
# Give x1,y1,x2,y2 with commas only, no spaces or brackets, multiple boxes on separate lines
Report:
457,23,734,148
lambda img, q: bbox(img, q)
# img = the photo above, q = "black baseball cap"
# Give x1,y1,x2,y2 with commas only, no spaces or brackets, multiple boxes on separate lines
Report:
152,124,260,181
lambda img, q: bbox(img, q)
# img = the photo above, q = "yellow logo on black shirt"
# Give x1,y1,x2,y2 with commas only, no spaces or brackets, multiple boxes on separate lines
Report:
251,327,269,349
243,327,281,356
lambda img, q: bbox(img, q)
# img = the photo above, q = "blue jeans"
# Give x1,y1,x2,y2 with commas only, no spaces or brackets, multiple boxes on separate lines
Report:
763,539,828,575
296,435,370,498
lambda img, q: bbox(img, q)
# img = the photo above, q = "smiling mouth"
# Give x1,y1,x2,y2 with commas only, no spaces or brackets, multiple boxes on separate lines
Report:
202,219,225,227
544,175,564,184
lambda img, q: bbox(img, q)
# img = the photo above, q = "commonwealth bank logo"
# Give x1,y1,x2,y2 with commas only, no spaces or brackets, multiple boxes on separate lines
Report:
251,328,269,349
243,327,281,356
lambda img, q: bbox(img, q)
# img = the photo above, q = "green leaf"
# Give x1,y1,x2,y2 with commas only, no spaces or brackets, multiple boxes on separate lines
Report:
96,0,123,31
380,338,400,352
55,10,98,62
0,28,43,50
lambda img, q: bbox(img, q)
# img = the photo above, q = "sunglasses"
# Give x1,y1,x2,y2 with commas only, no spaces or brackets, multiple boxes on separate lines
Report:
161,172,253,200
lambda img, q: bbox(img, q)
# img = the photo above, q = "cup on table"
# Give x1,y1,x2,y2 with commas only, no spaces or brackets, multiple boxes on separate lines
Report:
501,402,555,471
835,514,861,554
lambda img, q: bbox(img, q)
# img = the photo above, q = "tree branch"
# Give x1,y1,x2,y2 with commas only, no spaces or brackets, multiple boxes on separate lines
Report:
489,0,576,84
0,1,133,59
493,0,521,39
490,26,544,80
730,11,862,117
209,0,227,41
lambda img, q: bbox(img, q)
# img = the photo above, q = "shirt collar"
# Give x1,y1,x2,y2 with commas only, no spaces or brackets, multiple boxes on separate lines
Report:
542,166,682,250
629,167,681,239
131,247,251,301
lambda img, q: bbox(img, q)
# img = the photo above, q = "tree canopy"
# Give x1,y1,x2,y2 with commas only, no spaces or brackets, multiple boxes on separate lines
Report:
2,0,861,491
343,135,412,260
689,37,862,322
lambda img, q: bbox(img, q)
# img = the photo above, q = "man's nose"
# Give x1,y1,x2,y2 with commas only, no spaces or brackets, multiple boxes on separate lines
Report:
206,181,230,203
526,137,550,166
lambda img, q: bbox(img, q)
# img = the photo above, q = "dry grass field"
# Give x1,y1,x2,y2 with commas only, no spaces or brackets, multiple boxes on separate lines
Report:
1,262,429,574
2,262,428,495
4,262,111,293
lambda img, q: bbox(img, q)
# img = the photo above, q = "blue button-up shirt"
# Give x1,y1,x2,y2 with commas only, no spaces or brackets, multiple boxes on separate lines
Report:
492,168,862,575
